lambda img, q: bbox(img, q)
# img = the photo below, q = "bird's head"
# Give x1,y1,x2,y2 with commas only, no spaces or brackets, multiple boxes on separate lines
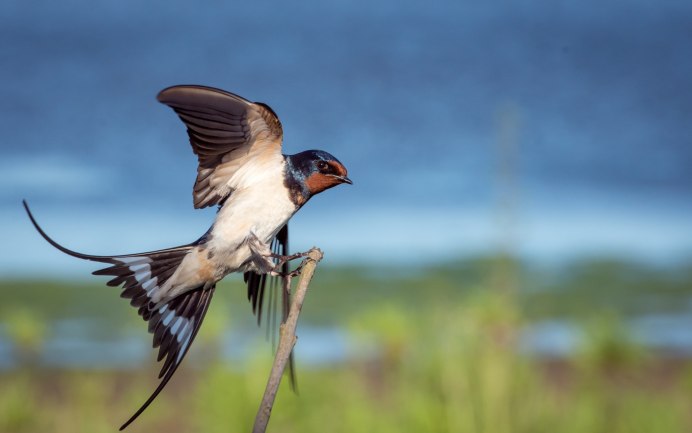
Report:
286,150,352,200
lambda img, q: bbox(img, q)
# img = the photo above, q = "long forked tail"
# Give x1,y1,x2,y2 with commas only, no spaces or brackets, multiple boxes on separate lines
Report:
23,200,215,429
23,200,192,310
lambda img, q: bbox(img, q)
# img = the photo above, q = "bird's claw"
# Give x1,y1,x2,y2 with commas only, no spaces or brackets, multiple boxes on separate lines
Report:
270,251,309,268
268,270,302,279
268,252,308,279
269,263,305,279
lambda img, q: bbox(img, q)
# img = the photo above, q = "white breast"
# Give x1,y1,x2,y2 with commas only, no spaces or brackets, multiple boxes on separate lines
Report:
207,155,296,270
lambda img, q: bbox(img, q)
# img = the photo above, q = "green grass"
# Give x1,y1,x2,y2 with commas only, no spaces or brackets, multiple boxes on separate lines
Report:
2,292,691,433
1,256,692,432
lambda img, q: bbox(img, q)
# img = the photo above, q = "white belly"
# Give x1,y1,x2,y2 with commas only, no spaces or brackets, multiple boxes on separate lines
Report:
156,157,296,301
207,173,296,271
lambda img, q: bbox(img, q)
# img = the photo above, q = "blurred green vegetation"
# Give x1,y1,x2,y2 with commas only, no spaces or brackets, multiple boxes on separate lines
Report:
2,256,691,326
0,256,691,432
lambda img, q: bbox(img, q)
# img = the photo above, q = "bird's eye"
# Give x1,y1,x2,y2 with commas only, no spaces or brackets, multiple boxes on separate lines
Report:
317,161,329,171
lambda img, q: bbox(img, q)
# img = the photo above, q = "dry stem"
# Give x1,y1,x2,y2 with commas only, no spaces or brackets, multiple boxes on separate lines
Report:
252,247,324,433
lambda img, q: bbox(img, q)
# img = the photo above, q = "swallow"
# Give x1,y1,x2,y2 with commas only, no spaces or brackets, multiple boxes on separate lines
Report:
23,85,351,430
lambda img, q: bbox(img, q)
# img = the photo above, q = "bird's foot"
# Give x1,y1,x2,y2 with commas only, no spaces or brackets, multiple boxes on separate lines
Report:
270,251,309,268
268,251,309,278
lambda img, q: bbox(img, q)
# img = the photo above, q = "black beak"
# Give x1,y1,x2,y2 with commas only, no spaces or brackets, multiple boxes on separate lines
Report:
328,174,352,185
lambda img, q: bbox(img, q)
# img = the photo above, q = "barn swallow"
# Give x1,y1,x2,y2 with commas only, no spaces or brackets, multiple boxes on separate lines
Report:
23,85,351,429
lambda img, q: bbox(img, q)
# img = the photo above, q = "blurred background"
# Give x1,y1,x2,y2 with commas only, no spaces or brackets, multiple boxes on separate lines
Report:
1,1,691,432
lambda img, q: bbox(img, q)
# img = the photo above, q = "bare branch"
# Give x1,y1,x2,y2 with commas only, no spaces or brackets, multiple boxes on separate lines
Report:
252,247,324,433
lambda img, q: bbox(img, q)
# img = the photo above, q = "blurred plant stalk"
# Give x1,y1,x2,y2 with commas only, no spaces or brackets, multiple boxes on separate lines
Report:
493,102,521,295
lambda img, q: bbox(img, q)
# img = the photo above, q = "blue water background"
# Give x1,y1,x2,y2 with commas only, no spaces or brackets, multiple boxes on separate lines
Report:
1,0,691,276
4,313,692,369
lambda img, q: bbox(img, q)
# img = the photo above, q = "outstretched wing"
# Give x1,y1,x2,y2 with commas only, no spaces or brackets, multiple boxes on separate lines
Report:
244,224,297,388
157,85,284,209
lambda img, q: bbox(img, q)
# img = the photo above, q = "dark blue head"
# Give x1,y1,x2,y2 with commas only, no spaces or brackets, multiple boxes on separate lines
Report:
284,150,351,204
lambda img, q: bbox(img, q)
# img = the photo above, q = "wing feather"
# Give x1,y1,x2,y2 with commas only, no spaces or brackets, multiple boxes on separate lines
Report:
157,85,283,209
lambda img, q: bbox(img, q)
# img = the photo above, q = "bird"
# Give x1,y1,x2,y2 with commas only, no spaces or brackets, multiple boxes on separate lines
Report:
23,84,351,430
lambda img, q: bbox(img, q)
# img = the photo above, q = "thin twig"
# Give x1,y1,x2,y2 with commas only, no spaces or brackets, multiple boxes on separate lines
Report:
252,247,324,433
